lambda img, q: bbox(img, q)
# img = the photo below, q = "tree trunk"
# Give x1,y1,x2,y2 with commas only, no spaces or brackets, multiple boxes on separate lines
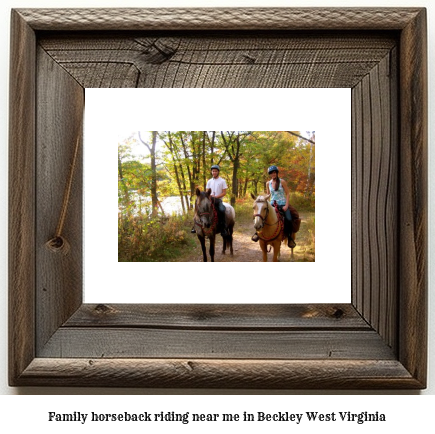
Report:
138,131,158,217
305,140,313,197
190,132,201,195
286,130,315,144
165,132,186,214
179,163,190,210
150,132,158,216
178,132,194,199
243,176,249,197
157,199,165,216
118,154,130,212
202,131,207,190
231,157,239,206
174,164,186,214
304,132,315,197
209,131,216,164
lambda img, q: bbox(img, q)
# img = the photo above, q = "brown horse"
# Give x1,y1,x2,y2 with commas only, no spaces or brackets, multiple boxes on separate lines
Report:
251,193,295,262
194,188,235,262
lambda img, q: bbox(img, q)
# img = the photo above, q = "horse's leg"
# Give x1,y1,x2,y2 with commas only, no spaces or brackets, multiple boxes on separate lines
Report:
229,225,233,255
222,234,226,255
290,232,296,261
209,235,215,262
197,234,207,262
260,240,267,262
273,241,280,262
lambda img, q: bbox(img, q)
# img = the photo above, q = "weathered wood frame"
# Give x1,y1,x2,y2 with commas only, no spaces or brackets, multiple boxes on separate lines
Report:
9,8,427,389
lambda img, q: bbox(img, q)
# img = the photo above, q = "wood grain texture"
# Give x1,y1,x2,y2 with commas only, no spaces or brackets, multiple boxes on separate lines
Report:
17,358,420,389
398,8,428,386
16,8,422,31
8,10,36,386
39,329,395,360
65,304,369,329
8,7,427,389
38,33,396,88
351,51,398,351
35,48,84,353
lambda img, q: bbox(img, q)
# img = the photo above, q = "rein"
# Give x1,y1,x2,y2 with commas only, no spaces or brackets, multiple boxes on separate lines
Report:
254,201,284,242
253,202,269,227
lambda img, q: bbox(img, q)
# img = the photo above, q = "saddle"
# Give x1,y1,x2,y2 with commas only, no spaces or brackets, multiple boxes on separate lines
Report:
274,202,301,233
211,197,228,236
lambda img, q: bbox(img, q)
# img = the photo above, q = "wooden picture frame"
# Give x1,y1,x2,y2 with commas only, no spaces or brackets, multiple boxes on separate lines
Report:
9,8,427,389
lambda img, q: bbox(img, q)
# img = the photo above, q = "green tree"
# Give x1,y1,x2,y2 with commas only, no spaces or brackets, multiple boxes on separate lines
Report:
220,131,252,206
138,131,159,216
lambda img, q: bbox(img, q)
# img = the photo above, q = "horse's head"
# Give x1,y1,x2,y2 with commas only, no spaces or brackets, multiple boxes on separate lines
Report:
196,188,213,228
251,193,270,230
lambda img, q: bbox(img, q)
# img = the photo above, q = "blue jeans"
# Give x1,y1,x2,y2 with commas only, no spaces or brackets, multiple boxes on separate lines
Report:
276,204,293,236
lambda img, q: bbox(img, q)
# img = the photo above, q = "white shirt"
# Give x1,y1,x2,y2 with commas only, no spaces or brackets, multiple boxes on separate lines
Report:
206,176,227,197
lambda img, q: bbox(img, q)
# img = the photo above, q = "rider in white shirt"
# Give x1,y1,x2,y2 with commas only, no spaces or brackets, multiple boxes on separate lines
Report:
192,165,229,237
206,165,228,237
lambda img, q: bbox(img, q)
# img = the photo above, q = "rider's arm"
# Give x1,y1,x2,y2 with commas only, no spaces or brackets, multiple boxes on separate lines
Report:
282,180,290,210
214,188,227,199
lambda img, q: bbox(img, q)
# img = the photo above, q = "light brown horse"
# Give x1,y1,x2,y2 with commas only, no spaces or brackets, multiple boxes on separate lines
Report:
251,193,295,262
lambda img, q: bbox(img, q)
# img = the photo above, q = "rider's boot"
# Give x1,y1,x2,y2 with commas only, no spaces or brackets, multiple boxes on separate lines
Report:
220,223,228,237
288,236,296,248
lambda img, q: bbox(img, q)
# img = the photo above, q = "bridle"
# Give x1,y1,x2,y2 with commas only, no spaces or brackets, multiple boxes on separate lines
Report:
253,200,270,229
194,196,218,236
253,200,284,242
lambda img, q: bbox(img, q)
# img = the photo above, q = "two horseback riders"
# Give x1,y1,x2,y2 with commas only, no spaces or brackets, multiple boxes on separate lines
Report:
252,165,296,249
192,163,298,261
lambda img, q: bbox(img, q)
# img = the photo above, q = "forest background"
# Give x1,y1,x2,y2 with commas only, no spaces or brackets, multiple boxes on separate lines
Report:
118,131,315,262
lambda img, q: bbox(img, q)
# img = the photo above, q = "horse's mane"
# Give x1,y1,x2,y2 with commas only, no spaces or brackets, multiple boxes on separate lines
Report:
255,195,270,205
196,191,212,202
195,190,212,212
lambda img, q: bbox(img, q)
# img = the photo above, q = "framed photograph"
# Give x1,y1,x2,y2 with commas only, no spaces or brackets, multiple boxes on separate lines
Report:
84,88,349,304
9,8,427,388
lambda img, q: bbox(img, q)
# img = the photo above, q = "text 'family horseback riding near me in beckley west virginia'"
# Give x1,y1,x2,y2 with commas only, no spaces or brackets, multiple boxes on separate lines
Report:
47,410,386,425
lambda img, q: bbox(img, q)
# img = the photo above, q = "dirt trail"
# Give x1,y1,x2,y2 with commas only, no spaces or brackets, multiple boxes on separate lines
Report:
175,212,314,262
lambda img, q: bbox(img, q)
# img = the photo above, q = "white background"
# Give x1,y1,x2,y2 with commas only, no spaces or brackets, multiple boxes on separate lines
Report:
0,0,434,427
85,88,351,303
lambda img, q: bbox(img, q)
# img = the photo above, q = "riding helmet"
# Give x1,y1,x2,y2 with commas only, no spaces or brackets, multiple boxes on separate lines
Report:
268,165,279,174
211,164,220,171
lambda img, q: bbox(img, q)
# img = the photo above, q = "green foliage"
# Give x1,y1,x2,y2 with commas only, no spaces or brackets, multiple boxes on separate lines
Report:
289,192,315,212
118,134,170,216
118,213,195,262
297,214,315,262
118,131,315,261
233,197,256,226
